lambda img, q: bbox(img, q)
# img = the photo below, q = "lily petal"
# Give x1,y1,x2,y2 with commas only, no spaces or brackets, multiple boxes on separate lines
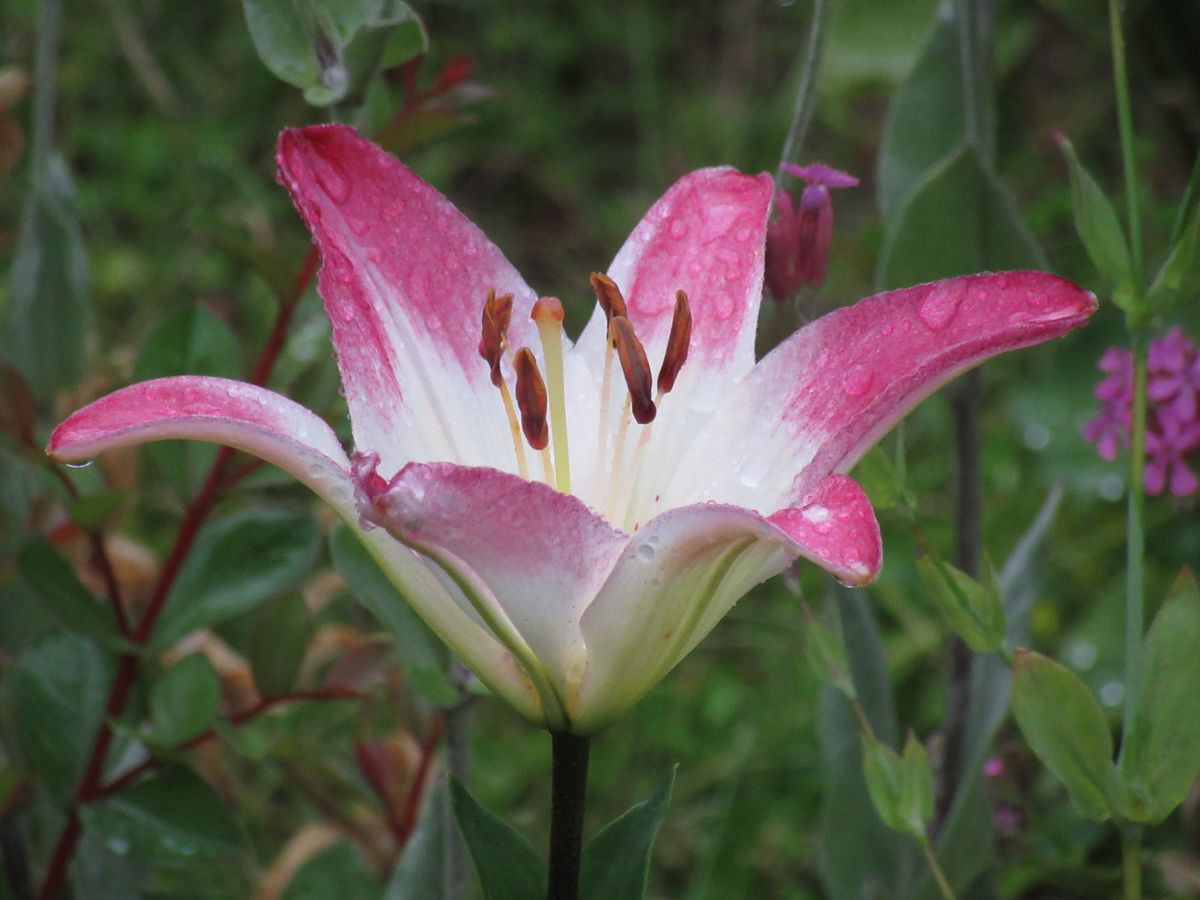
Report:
767,474,881,586
659,272,1097,514
357,461,629,725
576,166,774,380
46,376,542,723
276,125,540,474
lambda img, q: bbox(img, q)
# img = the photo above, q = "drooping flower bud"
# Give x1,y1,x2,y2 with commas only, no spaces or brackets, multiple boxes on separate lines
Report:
766,162,858,302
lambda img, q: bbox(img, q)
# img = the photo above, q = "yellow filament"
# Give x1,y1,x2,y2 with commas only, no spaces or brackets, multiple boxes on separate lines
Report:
539,444,556,487
595,342,614,497
535,316,571,493
619,388,662,530
497,379,529,480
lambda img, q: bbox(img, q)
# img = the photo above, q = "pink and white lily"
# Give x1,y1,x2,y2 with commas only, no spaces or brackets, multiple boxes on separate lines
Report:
49,126,1095,734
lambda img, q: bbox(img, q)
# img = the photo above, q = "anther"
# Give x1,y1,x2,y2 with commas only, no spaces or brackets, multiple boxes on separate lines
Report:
478,289,514,386
513,348,550,450
590,273,628,321
609,316,656,425
657,290,692,395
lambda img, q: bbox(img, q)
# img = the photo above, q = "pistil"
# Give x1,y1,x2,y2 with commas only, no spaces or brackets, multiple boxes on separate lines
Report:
532,297,572,494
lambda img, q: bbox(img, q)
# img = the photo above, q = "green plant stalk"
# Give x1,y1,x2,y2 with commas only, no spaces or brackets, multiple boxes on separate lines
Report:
774,0,831,193
1122,825,1143,900
548,732,591,900
1109,0,1144,283
1123,336,1148,744
918,836,957,900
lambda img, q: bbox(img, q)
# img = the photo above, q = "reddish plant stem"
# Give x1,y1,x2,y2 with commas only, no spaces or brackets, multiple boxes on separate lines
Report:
97,688,360,800
392,715,445,849
36,247,317,900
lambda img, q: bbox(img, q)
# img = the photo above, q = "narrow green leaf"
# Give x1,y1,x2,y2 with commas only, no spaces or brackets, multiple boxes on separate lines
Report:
79,767,239,865
917,554,1005,654
580,767,676,900
1057,135,1136,304
899,732,934,835
1011,648,1115,820
1169,149,1200,247
330,522,457,706
879,144,1043,290
17,536,130,651
149,509,321,653
1146,195,1200,316
802,600,856,698
449,778,546,900
9,633,110,803
877,7,965,225
247,595,317,698
385,783,447,900
1118,571,1200,823
283,840,381,900
862,732,932,839
862,737,906,835
150,653,221,746
2,156,91,399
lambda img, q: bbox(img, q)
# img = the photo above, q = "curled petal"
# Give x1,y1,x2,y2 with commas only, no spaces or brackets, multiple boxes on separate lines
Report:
768,474,881,586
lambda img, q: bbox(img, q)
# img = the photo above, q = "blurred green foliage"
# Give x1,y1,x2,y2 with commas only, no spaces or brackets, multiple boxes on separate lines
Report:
1,0,1199,898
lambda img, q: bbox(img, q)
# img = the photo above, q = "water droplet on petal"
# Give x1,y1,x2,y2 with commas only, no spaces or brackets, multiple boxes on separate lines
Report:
636,543,656,561
65,460,94,469
916,282,966,331
668,218,687,239
841,365,873,397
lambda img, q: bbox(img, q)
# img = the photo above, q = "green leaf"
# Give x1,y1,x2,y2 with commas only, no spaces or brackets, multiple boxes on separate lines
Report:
283,840,381,900
852,445,913,512
79,767,239,865
877,8,965,226
132,305,240,497
242,0,424,106
247,595,316,698
862,732,932,838
1057,135,1136,306
1146,194,1200,317
802,600,856,698
330,522,456,706
449,778,545,900
917,553,1005,654
816,591,911,899
1118,571,1200,823
17,536,130,652
580,767,675,900
9,633,110,803
385,783,446,900
150,653,221,746
1011,648,1115,821
2,156,91,400
878,144,1044,290
1169,149,1200,248
149,509,321,653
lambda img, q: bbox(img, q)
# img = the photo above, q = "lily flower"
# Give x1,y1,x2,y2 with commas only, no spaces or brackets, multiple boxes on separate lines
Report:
48,125,1096,734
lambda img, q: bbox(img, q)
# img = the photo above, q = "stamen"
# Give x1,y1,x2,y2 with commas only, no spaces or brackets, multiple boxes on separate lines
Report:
514,347,556,486
657,290,692,395
608,316,656,425
590,272,628,321
532,297,571,493
477,289,526,478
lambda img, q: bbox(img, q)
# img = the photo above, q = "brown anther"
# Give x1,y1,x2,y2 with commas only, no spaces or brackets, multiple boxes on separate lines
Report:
531,296,565,324
513,347,550,449
590,273,628,321
608,316,657,424
657,290,692,395
478,289,514,387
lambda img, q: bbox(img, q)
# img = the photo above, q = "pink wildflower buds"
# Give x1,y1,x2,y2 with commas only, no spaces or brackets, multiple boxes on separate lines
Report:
766,162,859,302
1084,326,1200,496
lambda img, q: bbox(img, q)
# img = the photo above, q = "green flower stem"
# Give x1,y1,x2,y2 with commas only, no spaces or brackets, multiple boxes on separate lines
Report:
1123,335,1148,743
918,835,958,900
1122,824,1143,900
548,732,591,900
1109,0,1144,284
774,0,831,192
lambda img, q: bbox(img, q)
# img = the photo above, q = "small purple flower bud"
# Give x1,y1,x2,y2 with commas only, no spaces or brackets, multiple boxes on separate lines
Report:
765,162,858,301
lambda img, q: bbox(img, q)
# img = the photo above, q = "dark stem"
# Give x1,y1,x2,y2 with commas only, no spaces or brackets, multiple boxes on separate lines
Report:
443,670,475,900
935,372,982,831
547,732,591,900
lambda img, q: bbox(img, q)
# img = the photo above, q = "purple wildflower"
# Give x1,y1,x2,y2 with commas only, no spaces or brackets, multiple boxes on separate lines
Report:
1084,327,1200,496
765,162,858,301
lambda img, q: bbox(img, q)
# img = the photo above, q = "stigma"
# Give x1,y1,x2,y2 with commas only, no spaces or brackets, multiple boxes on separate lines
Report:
476,276,692,529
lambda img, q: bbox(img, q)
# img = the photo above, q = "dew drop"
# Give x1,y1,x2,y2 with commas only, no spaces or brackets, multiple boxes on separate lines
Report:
735,226,752,242
915,282,965,331
636,543,656,561
668,218,687,239
65,460,94,469
840,365,873,397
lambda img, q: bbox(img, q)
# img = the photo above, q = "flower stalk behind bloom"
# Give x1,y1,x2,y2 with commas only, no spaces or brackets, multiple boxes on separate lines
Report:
48,125,1096,734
